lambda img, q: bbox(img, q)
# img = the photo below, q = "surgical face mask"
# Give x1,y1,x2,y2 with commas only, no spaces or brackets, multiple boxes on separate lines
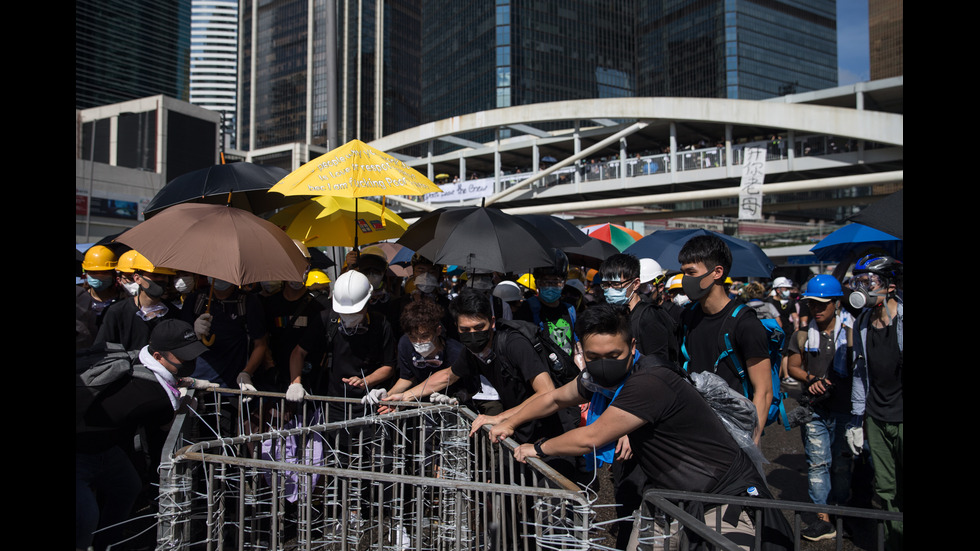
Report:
261,281,282,294
339,312,365,327
459,329,492,353
174,276,195,294
672,293,690,307
412,340,436,357
415,273,439,294
778,289,791,299
123,281,140,296
209,277,234,292
539,286,563,304
468,275,494,291
603,285,633,306
681,271,715,302
86,274,112,290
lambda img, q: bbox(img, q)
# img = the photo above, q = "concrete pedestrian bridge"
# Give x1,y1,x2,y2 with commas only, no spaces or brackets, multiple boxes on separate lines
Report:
369,77,903,226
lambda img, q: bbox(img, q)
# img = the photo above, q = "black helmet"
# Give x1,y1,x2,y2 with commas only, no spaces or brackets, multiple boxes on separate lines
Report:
853,254,903,280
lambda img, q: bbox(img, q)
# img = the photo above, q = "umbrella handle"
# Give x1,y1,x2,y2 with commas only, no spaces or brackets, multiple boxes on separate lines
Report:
201,285,216,346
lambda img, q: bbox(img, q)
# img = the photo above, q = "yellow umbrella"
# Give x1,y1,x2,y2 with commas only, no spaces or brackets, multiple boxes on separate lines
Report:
268,196,409,248
269,139,442,199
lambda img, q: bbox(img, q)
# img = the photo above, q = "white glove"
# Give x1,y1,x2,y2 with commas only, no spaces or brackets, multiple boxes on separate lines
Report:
194,313,213,340
845,426,864,456
286,383,306,402
361,388,388,405
178,377,219,390
237,372,257,392
429,391,458,406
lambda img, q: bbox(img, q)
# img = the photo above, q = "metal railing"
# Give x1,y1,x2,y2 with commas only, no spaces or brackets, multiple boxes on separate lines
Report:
634,488,903,551
156,389,594,551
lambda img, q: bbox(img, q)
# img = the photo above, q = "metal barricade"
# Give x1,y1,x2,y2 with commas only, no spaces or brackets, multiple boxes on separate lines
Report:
157,389,594,551
633,488,903,551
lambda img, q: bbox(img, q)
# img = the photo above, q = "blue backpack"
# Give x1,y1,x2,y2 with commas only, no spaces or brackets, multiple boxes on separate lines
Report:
681,302,790,431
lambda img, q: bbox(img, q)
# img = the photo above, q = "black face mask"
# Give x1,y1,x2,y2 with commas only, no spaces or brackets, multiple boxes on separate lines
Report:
459,329,492,354
141,278,167,300
681,271,714,302
585,355,632,388
174,359,197,378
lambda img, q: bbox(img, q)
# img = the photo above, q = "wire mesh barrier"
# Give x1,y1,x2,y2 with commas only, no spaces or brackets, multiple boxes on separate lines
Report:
156,389,595,551
631,488,904,551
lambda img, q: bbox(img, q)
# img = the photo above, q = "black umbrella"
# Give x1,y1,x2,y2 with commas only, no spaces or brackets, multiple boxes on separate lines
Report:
848,189,903,239
397,206,555,274
143,162,304,218
563,236,621,269
515,214,592,249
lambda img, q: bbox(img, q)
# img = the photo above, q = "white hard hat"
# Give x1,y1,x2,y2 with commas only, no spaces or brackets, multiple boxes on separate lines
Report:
492,280,524,303
772,277,793,289
332,270,372,314
639,258,664,284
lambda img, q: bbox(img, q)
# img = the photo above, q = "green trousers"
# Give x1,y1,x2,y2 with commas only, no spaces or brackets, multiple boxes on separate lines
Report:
867,416,903,550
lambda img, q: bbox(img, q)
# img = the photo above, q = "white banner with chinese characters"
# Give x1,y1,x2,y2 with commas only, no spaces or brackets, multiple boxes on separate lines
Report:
738,147,766,220
423,177,495,203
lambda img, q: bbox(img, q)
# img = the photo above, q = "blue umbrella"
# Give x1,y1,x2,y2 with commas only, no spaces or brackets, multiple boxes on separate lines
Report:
623,228,775,278
809,223,902,262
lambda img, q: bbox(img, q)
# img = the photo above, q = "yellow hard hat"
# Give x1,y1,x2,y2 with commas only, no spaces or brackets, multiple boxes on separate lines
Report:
130,252,177,275
82,245,117,272
305,269,331,286
667,274,684,291
116,250,139,274
567,266,584,283
516,273,536,291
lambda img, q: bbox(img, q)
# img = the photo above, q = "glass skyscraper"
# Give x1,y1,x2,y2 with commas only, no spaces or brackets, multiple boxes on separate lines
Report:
76,0,192,109
189,0,239,149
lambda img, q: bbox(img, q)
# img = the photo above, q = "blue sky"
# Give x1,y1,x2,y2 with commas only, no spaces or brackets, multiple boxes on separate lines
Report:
837,0,870,85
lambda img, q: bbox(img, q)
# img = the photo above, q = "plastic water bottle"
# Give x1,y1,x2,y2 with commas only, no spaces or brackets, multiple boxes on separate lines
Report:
747,486,759,497
548,352,562,374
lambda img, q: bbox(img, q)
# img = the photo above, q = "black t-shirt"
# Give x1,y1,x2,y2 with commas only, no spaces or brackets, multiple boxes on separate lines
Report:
630,300,675,362
397,335,466,384
93,297,180,352
319,309,397,414
866,320,903,423
180,290,267,388
451,327,562,442
77,364,174,454
578,356,743,493
680,299,770,394
262,293,325,370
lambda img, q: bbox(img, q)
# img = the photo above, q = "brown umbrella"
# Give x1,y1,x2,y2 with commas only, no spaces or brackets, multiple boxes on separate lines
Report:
115,203,308,286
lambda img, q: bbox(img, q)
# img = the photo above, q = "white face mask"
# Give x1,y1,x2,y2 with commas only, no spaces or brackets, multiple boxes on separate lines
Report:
123,281,140,296
412,340,436,357
174,276,195,294
415,273,439,294
672,294,690,307
339,312,365,328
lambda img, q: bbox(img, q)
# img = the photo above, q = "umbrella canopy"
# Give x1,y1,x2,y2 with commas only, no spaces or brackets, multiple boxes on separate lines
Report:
809,223,903,262
269,139,442,199
624,228,775,278
363,242,415,277
115,203,309,285
397,206,554,274
144,162,302,218
848,189,903,239
563,236,621,269
516,214,593,250
268,196,409,247
580,223,645,252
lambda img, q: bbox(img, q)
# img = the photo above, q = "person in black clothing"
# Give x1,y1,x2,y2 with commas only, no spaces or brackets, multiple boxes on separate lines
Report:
255,276,325,392
92,253,181,352
595,253,677,549
478,304,793,550
677,235,773,444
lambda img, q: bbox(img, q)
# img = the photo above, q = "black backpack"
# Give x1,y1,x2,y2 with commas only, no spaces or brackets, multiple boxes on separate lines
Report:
631,300,679,363
494,319,579,388
75,343,140,431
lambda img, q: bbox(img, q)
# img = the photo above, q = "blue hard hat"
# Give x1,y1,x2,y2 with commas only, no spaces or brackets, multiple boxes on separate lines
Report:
802,275,843,299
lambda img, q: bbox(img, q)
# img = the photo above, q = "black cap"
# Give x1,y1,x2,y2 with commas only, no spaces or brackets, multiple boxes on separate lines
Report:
149,319,208,361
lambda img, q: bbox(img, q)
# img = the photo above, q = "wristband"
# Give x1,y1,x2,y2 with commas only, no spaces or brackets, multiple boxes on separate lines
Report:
533,438,550,460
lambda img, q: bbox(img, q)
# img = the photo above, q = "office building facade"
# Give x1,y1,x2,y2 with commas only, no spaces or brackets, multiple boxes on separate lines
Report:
76,0,192,109
190,0,239,149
